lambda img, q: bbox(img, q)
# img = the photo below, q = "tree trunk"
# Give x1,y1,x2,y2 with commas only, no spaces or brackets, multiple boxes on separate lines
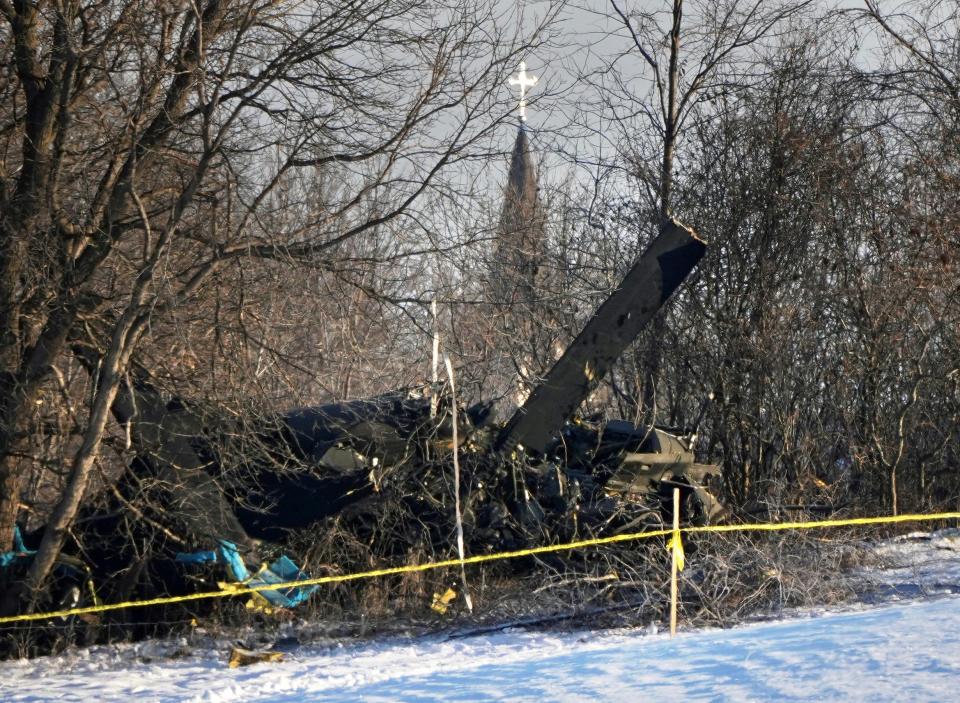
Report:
660,0,683,223
0,313,140,615
0,463,23,550
891,466,898,517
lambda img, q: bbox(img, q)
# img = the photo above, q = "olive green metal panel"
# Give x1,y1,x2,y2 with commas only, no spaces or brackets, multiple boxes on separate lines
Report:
495,219,706,455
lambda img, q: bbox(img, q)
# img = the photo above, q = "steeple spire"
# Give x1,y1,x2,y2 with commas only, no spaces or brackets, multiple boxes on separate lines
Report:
491,123,547,405
494,123,543,299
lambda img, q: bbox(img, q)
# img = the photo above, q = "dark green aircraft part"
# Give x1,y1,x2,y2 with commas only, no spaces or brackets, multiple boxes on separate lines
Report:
495,218,706,456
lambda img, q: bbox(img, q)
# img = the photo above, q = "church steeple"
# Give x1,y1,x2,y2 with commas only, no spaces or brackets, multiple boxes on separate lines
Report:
495,124,544,296
498,61,543,283
486,64,549,405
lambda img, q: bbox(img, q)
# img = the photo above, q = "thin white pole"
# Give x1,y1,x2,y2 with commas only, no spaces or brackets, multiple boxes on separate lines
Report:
444,355,473,612
670,487,680,637
430,299,440,419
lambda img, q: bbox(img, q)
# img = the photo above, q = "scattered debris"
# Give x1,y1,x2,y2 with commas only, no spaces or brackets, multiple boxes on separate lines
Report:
431,588,458,615
7,219,722,625
227,646,284,668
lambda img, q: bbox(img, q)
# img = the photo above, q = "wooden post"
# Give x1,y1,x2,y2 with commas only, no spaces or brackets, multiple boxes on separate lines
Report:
670,487,680,637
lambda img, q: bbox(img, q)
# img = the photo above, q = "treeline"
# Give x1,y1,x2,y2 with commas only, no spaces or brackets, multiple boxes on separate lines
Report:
536,2,959,517
0,0,554,612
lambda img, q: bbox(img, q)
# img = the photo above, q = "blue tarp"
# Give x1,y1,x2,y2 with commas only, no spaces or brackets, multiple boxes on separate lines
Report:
5,528,316,610
176,541,318,609
0,525,34,568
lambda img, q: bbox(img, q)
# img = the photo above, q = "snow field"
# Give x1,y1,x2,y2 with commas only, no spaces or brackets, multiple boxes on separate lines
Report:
3,529,960,702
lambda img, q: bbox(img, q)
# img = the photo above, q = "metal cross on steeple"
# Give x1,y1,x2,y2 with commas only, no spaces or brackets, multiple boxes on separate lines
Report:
508,61,538,122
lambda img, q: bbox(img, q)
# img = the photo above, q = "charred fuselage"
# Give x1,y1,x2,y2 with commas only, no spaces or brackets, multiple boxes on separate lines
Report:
11,218,721,614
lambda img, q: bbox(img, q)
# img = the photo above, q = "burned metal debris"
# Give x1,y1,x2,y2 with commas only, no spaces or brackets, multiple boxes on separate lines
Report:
7,219,721,616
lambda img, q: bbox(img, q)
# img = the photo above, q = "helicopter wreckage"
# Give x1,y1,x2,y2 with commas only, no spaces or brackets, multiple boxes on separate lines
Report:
5,219,723,617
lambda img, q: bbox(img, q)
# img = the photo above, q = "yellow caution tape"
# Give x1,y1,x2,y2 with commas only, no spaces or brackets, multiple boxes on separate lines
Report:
666,533,685,572
217,571,277,614
1,511,957,625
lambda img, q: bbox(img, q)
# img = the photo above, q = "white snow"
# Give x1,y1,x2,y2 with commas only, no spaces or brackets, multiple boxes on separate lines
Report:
3,529,960,703
860,529,960,597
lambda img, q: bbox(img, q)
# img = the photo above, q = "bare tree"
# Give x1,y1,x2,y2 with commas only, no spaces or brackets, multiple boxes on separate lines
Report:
0,0,558,612
580,0,808,221
562,0,809,424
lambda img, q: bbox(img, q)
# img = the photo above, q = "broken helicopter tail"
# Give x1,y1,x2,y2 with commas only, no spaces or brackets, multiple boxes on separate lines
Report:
496,218,707,456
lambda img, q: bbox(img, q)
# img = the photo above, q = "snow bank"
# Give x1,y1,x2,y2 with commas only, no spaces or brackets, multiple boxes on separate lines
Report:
3,529,959,702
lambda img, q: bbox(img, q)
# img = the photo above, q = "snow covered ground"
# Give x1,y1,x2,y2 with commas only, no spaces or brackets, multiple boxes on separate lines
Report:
4,530,960,703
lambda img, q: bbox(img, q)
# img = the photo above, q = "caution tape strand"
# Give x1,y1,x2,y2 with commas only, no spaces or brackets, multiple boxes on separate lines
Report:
2,511,958,625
